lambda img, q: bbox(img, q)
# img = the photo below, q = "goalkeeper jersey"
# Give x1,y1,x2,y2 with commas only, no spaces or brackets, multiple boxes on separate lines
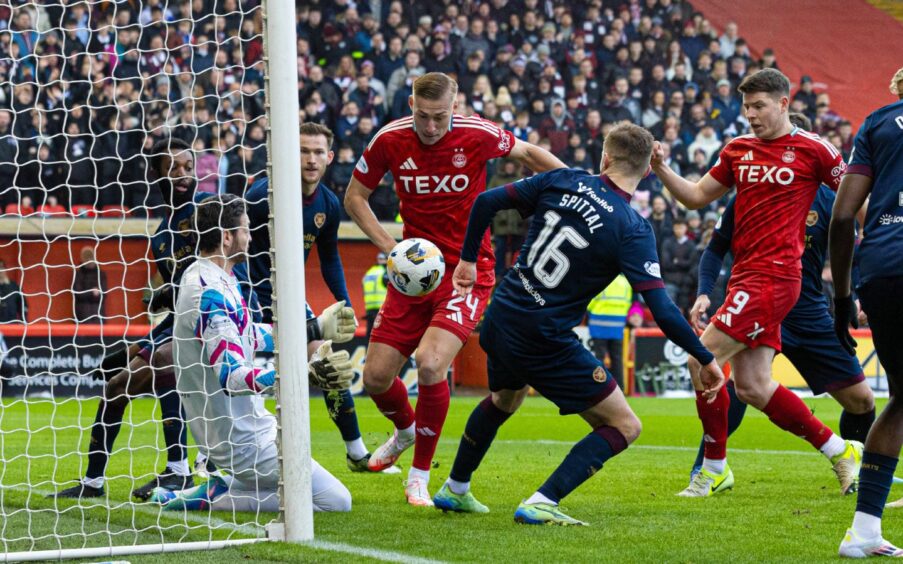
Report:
173,256,275,471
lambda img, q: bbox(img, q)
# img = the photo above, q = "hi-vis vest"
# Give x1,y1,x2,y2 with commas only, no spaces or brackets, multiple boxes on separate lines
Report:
587,274,632,339
362,265,388,311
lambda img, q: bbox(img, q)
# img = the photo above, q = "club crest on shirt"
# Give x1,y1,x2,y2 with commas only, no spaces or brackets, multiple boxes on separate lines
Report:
452,148,467,168
643,261,661,278
782,150,796,163
806,210,819,227
592,366,607,383
314,212,326,228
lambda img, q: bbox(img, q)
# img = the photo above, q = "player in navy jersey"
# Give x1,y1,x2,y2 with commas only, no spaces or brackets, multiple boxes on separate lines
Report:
833,67,903,558
52,138,203,500
244,123,375,472
432,123,724,525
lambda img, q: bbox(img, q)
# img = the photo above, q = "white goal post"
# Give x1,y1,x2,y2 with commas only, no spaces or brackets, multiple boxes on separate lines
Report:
0,0,311,560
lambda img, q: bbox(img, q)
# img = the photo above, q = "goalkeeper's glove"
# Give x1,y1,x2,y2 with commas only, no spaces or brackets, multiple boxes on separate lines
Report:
144,284,175,313
306,300,356,344
308,340,354,391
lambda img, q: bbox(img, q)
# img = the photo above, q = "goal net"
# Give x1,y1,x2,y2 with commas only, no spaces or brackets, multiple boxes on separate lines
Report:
0,1,310,559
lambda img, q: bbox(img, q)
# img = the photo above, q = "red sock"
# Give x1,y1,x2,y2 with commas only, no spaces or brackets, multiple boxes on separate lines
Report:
762,384,833,449
411,381,450,471
697,386,729,460
370,377,415,430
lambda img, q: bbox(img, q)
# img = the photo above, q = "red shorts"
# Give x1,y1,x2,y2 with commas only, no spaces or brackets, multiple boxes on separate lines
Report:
369,268,495,357
710,273,800,351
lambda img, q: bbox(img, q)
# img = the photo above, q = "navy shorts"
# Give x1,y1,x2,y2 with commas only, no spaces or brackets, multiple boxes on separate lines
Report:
859,277,903,392
480,312,617,415
137,313,175,363
781,313,864,396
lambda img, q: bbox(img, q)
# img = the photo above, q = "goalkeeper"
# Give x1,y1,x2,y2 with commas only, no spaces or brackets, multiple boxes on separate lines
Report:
152,194,352,512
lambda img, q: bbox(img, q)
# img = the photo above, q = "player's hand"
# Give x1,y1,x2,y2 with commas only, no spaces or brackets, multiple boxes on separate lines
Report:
453,260,477,298
833,294,858,356
855,299,868,327
144,284,174,313
317,300,356,344
689,294,711,332
308,340,354,391
650,141,666,169
697,359,725,403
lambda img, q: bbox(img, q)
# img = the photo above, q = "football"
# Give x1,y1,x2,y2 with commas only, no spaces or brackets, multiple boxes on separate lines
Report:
386,238,446,297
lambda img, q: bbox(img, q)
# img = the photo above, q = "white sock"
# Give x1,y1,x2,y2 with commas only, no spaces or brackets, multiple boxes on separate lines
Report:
524,492,556,506
82,476,104,489
408,466,430,484
397,422,416,444
820,434,846,460
166,459,191,476
852,511,882,539
702,458,726,474
345,438,368,461
446,478,469,495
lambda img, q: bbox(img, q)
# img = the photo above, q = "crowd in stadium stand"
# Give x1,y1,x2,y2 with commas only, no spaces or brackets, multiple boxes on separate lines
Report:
0,0,856,316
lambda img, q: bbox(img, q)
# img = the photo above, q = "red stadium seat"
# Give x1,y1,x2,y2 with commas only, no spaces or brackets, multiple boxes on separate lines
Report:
99,205,131,217
38,204,69,217
70,204,97,217
4,203,35,216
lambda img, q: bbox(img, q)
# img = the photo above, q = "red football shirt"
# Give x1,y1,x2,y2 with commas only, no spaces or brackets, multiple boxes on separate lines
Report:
353,114,515,270
708,129,846,279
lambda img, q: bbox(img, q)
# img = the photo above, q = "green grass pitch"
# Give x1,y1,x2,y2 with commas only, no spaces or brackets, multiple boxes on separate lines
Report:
0,394,897,562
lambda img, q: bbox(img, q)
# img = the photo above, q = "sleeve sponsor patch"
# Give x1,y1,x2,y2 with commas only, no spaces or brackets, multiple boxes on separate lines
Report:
355,156,369,174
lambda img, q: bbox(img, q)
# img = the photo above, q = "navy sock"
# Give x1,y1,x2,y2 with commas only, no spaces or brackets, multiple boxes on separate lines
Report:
538,426,628,503
692,381,747,471
856,451,898,518
323,389,361,442
86,397,128,479
157,386,187,465
840,408,875,443
449,396,513,483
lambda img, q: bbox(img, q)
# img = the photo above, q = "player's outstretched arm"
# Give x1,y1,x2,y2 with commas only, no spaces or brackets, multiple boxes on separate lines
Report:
651,141,729,209
829,173,872,355
641,287,723,399
508,137,567,172
344,177,397,254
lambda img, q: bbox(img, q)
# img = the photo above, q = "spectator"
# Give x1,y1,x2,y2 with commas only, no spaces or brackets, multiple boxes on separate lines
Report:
649,194,673,258
718,21,739,59
712,78,741,126
386,50,424,107
0,259,26,322
73,246,106,323
793,75,817,118
328,145,356,203
661,216,698,313
538,98,575,155
194,138,219,194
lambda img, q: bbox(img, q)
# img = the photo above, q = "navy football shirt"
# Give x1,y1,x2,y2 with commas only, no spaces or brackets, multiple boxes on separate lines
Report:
245,178,350,311
848,99,903,284
473,168,665,342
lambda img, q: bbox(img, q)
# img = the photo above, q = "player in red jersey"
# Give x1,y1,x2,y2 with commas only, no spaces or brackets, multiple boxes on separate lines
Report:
650,69,863,497
345,72,566,506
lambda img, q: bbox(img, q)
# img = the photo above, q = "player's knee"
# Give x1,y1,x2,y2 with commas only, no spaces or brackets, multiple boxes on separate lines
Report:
362,363,393,394
617,413,643,444
316,484,352,513
151,342,174,372
733,382,767,408
413,352,448,384
840,387,875,414
105,373,129,401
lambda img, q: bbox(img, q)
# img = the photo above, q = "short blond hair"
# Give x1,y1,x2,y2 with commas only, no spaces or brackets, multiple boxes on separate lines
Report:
602,123,654,176
412,72,458,102
891,66,903,96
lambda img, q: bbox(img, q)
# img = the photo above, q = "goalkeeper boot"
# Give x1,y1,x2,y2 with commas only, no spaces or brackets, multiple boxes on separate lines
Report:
677,464,734,497
132,471,195,501
832,440,864,495
151,475,229,511
839,528,903,558
514,502,587,526
433,484,489,514
49,481,105,499
368,430,414,472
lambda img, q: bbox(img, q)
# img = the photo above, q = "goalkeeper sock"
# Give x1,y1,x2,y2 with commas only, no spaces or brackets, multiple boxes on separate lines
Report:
537,426,628,504
692,380,746,471
412,381,450,472
322,389,362,443
449,396,512,484
157,385,188,468
370,377,415,431
86,397,128,480
840,407,875,443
